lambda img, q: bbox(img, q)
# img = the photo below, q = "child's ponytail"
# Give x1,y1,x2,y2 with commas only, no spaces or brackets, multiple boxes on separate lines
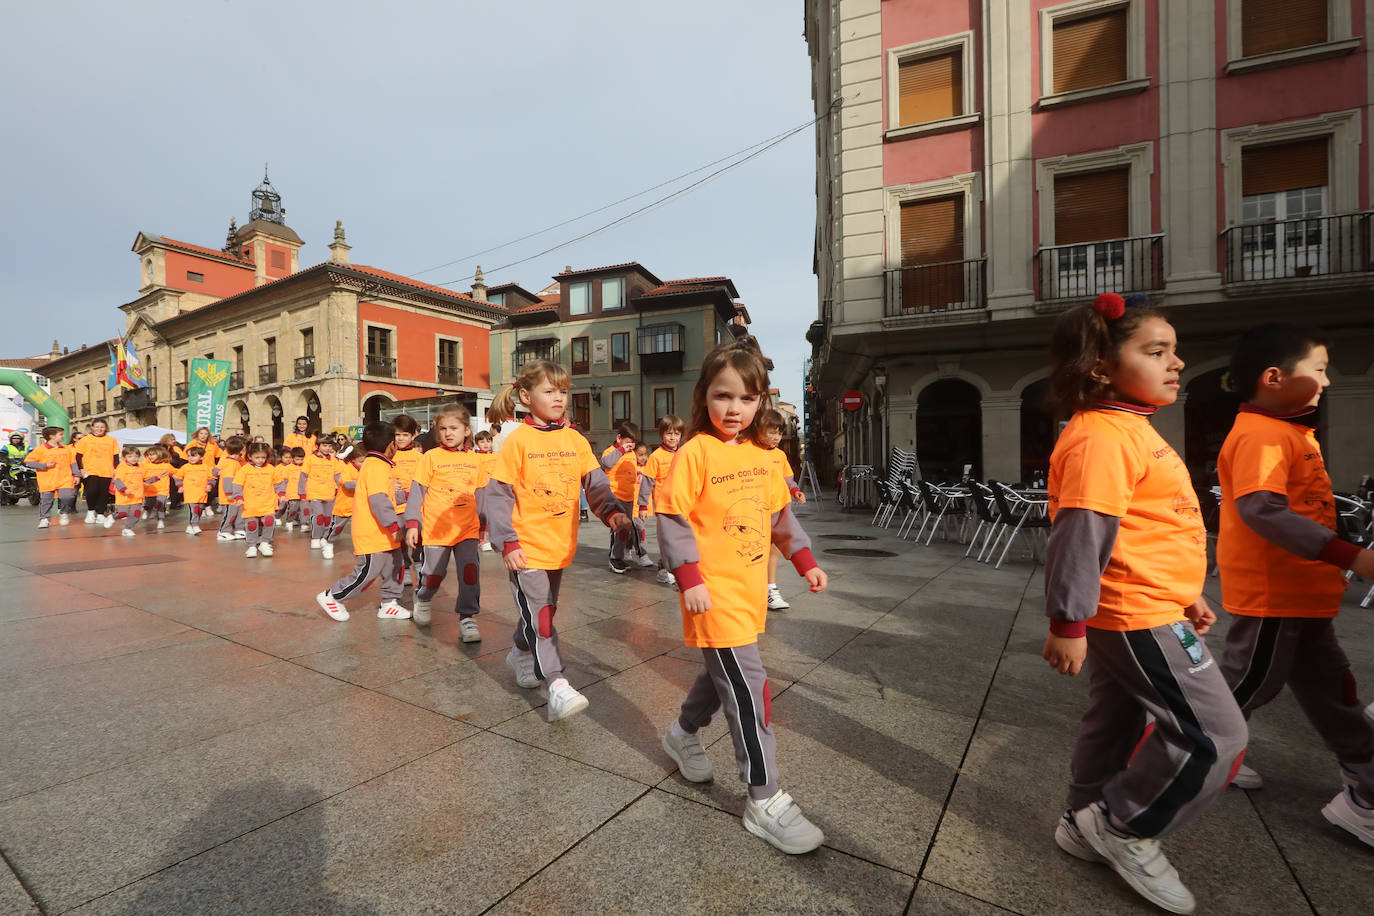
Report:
488,383,520,426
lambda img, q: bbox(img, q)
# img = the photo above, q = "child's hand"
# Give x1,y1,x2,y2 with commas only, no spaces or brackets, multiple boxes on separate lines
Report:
1042,634,1086,676
682,584,711,613
503,547,527,572
1351,549,1374,580
607,511,633,534
1184,597,1216,636
404,528,419,550
804,567,827,592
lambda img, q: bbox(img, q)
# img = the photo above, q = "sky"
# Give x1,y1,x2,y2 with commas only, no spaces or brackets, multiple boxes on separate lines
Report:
0,0,819,406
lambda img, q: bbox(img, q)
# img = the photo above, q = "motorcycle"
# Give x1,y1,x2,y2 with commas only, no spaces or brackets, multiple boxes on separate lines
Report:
0,462,40,506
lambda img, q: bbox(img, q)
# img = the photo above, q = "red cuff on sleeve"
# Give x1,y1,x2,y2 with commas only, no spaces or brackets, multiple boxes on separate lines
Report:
502,540,523,557
386,523,400,537
1318,536,1362,570
790,548,818,576
673,562,705,591
1049,619,1087,639
404,520,419,531
790,487,804,501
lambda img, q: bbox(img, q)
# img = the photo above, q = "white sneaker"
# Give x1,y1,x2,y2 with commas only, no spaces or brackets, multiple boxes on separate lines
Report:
120,528,135,538
321,542,334,559
743,790,825,855
258,543,273,557
1054,809,1105,862
505,647,539,688
458,616,481,643
545,678,589,722
662,727,713,782
479,541,494,552
286,521,296,532
234,530,246,540
310,538,322,549
186,525,196,535
59,513,69,526
84,510,95,524
156,520,165,530
655,568,676,587
37,518,49,529
204,506,215,517
244,545,258,558
635,553,655,568
216,532,235,541
767,588,790,611
316,591,349,622
411,597,432,626
1322,786,1374,849
1365,701,1374,728
1072,803,1195,914
102,515,114,529
193,524,204,534
377,600,412,620
1230,764,1263,790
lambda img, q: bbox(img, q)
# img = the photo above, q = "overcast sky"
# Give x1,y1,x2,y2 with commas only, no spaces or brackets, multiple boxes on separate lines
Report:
0,0,818,406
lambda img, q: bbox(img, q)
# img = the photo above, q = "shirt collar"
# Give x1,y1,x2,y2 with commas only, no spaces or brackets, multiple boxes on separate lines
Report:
1092,400,1158,417
366,451,395,466
1238,402,1320,428
523,415,569,431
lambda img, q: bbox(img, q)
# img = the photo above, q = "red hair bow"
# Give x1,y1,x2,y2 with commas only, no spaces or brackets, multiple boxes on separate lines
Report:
1093,292,1125,321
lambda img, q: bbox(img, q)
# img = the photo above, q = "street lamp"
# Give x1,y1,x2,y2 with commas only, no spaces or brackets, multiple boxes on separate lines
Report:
308,396,320,413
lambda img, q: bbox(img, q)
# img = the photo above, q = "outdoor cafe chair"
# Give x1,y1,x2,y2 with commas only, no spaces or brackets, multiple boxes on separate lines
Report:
911,479,967,545
965,481,1006,561
987,481,1050,569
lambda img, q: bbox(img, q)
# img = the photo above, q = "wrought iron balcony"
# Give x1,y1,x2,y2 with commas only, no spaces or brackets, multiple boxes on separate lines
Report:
258,363,277,385
1035,235,1163,302
80,404,90,417
94,399,105,414
294,355,315,379
1221,212,1373,284
122,388,155,411
229,370,244,391
437,366,463,387
174,381,189,399
111,396,122,411
884,258,988,317
366,354,397,378
513,340,559,376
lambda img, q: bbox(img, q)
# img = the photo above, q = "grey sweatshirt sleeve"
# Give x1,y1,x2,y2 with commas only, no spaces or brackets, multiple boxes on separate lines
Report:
637,474,655,507
600,449,621,471
485,479,518,550
475,483,487,525
769,505,812,560
404,481,426,526
581,468,623,524
784,475,800,492
367,492,399,529
1044,508,1120,630
228,478,243,498
656,513,701,569
1235,490,1337,561
24,459,48,470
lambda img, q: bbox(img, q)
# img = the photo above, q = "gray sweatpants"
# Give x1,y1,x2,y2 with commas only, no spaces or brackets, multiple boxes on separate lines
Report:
329,548,404,603
113,505,142,532
678,642,778,801
509,568,564,682
309,499,335,540
1070,622,1248,838
1221,615,1374,803
143,495,167,524
326,515,349,544
608,499,646,563
418,540,481,616
244,515,276,547
38,488,76,520
219,503,243,535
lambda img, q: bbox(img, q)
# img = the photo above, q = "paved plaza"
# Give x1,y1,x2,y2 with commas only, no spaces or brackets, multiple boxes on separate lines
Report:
0,497,1371,915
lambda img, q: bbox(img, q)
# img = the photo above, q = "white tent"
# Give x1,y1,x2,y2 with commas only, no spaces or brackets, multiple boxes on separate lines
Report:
110,425,181,447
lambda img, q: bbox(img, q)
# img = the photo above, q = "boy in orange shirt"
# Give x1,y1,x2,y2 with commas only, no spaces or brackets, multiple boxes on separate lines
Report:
141,445,174,531
111,446,147,537
602,421,652,573
323,449,365,560
474,430,497,552
234,443,286,558
213,436,247,541
302,438,342,550
315,423,411,622
1216,324,1374,847
173,446,214,534
25,426,79,529
283,447,308,530
391,414,424,584
759,410,806,611
76,418,120,527
637,414,684,587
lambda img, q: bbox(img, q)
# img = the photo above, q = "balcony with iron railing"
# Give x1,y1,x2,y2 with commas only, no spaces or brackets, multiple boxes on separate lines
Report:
94,399,105,414
258,363,277,385
174,381,189,399
437,366,463,387
1221,212,1373,286
80,403,90,417
229,370,244,391
122,388,155,411
111,396,122,411
294,355,315,379
513,340,560,376
884,258,987,319
1034,234,1164,304
365,354,397,378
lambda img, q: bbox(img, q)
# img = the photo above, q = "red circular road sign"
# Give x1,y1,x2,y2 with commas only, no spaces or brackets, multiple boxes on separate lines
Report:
841,390,863,411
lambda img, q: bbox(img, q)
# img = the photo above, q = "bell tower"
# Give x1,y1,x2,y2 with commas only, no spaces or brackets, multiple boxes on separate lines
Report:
234,165,304,286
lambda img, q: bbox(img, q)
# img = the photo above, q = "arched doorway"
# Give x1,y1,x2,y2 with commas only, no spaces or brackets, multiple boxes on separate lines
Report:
917,379,982,482
1020,379,1054,485
265,396,284,447
300,389,323,436
230,399,251,438
1184,368,1242,492
362,393,392,425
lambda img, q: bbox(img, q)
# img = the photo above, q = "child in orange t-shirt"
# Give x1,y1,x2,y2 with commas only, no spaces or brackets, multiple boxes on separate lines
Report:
141,445,174,531
758,409,806,612
302,439,342,549
234,443,285,558
282,447,308,530
323,449,365,560
404,405,486,640
656,339,828,855
637,414,685,588
111,446,147,537
315,423,411,622
486,361,631,721
1215,324,1374,844
1041,294,1247,912
473,430,498,552
76,419,120,526
25,426,79,529
601,421,650,573
173,446,215,534
213,436,248,541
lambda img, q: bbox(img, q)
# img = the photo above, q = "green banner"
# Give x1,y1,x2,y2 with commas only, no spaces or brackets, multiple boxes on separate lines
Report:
188,358,232,437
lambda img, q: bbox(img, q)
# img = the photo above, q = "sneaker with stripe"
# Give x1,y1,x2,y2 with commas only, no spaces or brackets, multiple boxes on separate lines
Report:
377,600,411,620
1322,786,1374,848
1054,809,1104,862
315,591,349,622
1072,802,1195,914
545,678,589,722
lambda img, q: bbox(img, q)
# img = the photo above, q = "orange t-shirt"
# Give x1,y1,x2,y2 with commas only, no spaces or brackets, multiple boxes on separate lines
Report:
658,435,790,649
1048,408,1206,632
25,444,77,493
413,447,485,545
351,454,401,555
475,451,497,484
289,461,308,497
173,462,214,502
489,424,600,570
283,432,316,453
143,461,173,497
303,454,341,501
334,463,360,518
643,447,676,489
1217,410,1346,617
76,434,119,477
391,446,422,510
112,463,145,506
189,440,220,465
216,456,242,503
236,463,280,518
607,450,638,502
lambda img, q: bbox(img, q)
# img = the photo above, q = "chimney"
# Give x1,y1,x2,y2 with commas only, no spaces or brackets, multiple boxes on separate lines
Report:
328,220,351,265
471,265,487,302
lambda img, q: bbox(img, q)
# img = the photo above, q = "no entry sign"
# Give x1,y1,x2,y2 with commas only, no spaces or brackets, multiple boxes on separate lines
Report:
841,390,863,411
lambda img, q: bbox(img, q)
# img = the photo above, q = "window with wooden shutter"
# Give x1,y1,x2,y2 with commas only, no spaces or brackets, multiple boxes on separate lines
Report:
1241,137,1329,196
1052,7,1128,94
898,50,962,126
898,196,965,310
1054,168,1130,244
1241,0,1327,57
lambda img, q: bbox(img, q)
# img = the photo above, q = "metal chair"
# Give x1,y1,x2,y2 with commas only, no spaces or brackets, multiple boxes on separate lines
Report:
965,481,1006,561
987,481,1050,569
